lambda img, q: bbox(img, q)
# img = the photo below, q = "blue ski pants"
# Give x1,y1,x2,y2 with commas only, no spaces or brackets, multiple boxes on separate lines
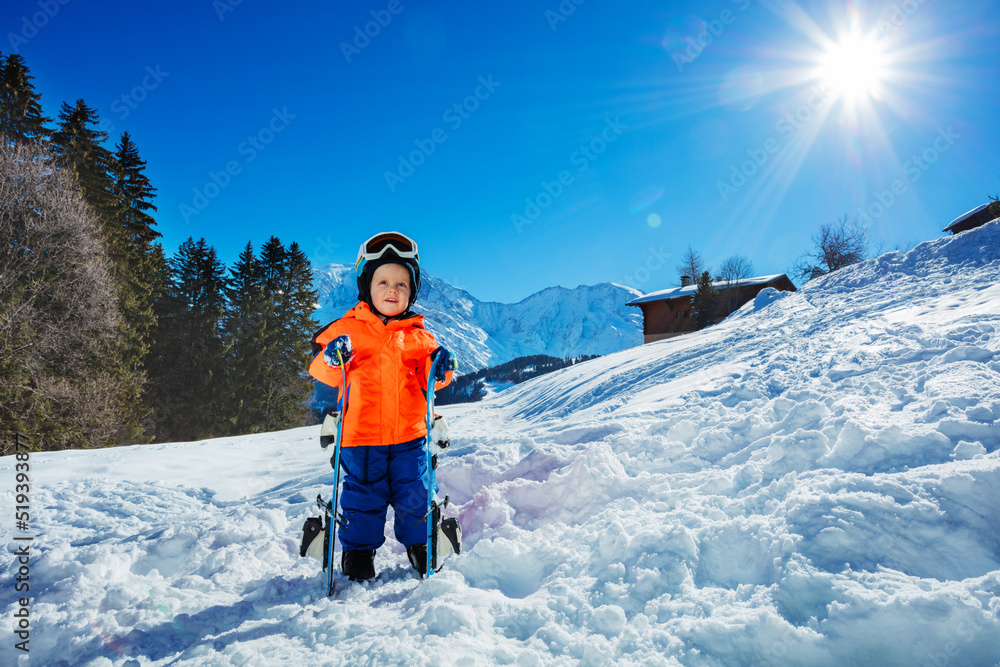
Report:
338,437,429,551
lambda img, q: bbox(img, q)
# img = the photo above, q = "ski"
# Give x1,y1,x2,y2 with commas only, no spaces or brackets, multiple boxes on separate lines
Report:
325,354,348,596
421,354,462,577
424,354,439,578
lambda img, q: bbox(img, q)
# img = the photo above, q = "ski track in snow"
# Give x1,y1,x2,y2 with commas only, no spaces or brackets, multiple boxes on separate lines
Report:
4,222,1000,666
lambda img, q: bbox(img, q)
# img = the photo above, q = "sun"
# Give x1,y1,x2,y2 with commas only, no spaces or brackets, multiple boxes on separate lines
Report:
816,31,888,102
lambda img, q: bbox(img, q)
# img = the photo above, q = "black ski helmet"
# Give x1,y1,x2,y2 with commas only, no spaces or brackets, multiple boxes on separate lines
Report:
355,231,421,312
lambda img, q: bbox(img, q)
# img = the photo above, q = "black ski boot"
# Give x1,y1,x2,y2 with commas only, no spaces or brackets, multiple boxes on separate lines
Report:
406,544,428,576
342,550,376,581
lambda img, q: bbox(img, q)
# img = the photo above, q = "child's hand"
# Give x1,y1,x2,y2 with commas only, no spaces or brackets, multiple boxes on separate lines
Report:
431,346,456,381
324,335,354,366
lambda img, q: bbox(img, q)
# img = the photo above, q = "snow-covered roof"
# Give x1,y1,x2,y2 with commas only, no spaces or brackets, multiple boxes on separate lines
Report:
943,203,993,232
626,274,787,306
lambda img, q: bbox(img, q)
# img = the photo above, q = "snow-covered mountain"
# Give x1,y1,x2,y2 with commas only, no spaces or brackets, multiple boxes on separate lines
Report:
3,222,999,665
312,264,643,371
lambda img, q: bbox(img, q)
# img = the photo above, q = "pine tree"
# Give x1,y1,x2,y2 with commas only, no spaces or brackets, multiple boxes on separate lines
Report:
258,235,288,297
0,53,51,146
52,103,156,441
146,238,229,442
108,133,161,348
223,241,268,434
247,237,318,432
141,243,171,436
107,132,163,441
254,237,288,430
50,99,115,216
280,242,320,421
110,132,159,249
692,270,719,330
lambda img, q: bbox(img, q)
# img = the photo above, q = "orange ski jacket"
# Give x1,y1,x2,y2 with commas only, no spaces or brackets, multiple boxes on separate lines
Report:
308,302,453,447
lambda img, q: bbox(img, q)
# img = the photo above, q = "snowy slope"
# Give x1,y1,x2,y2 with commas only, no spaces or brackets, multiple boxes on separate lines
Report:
3,222,1000,666
312,265,643,371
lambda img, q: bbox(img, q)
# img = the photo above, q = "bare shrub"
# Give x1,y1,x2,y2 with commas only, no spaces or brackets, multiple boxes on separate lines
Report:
718,254,755,314
0,139,125,448
794,215,870,281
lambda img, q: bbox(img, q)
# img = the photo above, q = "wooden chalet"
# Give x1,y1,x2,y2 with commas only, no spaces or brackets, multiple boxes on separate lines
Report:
627,274,797,344
943,203,999,235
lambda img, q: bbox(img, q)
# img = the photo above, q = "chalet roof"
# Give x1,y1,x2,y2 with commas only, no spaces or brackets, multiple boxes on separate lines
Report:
626,274,788,306
943,203,996,233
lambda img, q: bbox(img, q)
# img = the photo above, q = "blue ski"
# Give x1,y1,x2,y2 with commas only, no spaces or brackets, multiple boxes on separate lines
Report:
425,354,439,578
325,354,348,596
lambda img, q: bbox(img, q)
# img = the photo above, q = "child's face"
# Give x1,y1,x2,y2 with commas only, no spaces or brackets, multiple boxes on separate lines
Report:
370,263,411,318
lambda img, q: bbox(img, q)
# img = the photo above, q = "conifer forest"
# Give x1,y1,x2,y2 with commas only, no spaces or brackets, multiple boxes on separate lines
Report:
0,52,319,451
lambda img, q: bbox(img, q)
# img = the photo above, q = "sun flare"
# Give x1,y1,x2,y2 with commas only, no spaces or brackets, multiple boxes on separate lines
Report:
817,32,888,102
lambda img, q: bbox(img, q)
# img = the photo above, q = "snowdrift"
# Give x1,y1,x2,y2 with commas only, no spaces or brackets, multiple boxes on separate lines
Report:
3,222,1000,666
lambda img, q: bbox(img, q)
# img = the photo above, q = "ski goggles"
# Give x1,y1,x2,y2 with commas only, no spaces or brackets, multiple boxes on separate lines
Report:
355,231,419,275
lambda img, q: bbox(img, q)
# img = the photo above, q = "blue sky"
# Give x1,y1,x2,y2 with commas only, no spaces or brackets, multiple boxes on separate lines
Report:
4,0,999,303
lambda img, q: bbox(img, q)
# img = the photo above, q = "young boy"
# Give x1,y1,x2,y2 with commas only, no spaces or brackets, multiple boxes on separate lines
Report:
308,231,455,581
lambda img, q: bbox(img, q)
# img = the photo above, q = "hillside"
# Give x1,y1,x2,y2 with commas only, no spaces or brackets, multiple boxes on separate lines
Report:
436,353,601,405
2,222,999,665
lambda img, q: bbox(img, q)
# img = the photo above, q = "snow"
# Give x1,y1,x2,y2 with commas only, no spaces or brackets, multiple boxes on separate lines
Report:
626,274,789,305
943,202,993,233
4,222,1000,666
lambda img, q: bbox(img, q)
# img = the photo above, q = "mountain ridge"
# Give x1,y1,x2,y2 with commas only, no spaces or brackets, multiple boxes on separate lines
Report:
311,264,644,371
